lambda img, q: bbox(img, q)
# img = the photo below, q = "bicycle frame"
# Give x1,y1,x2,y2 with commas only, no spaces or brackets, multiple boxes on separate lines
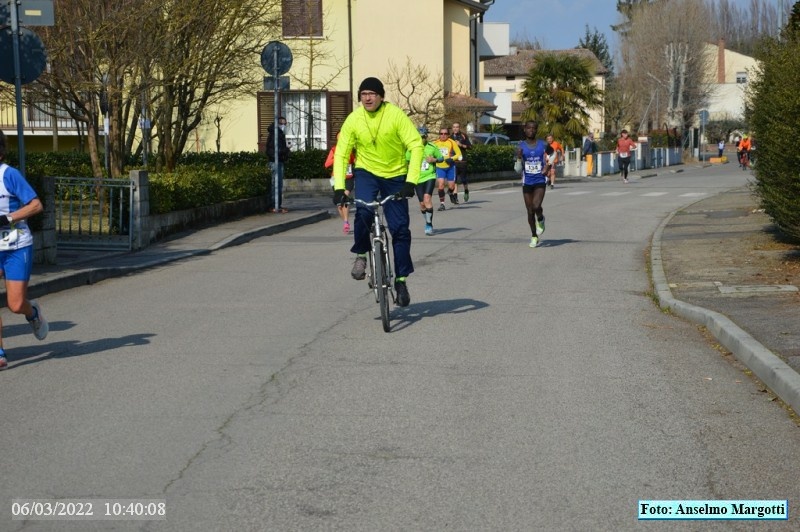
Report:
351,196,397,331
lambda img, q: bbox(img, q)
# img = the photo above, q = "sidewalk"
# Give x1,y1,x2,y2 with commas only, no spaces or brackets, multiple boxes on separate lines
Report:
4,173,799,413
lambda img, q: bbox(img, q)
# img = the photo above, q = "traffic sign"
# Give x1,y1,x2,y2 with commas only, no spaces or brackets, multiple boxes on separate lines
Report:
260,41,292,77
699,110,709,126
0,26,47,84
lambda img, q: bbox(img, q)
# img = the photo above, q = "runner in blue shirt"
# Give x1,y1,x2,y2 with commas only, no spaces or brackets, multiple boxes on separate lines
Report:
514,121,554,248
0,131,49,370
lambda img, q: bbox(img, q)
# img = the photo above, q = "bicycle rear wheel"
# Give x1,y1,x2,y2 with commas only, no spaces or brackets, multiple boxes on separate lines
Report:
374,240,391,332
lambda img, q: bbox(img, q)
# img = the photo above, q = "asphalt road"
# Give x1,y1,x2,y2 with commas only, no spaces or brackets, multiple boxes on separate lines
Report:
2,165,798,531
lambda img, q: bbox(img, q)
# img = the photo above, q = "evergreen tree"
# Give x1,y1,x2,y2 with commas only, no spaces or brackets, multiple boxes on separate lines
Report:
577,25,614,78
520,54,603,147
748,4,800,241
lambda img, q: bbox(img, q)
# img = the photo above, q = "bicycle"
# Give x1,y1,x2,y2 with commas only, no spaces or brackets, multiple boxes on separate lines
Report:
347,195,400,332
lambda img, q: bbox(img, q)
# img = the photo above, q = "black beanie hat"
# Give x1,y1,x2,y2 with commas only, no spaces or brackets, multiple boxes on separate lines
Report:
358,77,385,97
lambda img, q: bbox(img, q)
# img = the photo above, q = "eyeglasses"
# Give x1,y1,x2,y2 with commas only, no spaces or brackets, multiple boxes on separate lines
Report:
439,131,448,135
360,91,379,98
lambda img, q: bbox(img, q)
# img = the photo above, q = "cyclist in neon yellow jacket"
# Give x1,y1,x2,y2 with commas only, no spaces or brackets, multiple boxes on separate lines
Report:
333,77,423,307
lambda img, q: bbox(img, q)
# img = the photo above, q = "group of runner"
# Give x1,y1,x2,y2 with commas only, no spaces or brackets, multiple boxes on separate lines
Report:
327,120,472,237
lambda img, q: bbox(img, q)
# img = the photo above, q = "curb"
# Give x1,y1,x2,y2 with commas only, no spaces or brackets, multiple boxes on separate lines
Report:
650,197,800,415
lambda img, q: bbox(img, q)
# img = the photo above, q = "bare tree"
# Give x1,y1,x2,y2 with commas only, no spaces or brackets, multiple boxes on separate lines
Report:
382,58,445,132
33,0,283,175
620,0,715,132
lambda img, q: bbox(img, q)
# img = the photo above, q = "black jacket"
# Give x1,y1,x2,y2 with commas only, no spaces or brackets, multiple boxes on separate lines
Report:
266,123,290,163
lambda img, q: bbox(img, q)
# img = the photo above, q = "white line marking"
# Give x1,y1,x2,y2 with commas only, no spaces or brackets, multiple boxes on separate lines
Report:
640,192,669,197
564,191,592,195
601,192,632,196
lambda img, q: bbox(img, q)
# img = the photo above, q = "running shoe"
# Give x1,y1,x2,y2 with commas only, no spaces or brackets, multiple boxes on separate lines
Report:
438,204,446,212
28,300,48,341
535,218,545,236
623,177,629,183
394,280,410,307
463,190,469,202
343,221,350,234
550,184,554,190
0,356,7,371
529,236,539,248
424,224,433,236
351,256,367,280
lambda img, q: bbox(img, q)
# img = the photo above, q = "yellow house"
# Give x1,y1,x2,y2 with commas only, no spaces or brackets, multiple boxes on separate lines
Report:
199,0,501,153
1,0,502,156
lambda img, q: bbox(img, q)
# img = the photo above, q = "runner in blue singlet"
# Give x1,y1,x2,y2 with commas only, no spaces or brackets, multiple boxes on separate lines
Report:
514,121,553,248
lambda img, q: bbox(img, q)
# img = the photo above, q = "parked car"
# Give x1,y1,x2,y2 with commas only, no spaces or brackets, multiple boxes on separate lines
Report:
469,132,512,146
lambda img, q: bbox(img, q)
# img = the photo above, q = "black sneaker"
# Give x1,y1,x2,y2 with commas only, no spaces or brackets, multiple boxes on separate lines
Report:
438,204,446,212
394,280,410,307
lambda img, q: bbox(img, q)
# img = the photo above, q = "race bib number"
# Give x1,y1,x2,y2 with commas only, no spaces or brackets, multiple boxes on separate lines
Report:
421,161,430,171
619,151,629,158
525,161,542,174
439,147,449,157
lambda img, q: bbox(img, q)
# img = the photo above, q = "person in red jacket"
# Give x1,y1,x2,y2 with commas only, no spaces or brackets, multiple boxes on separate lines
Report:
615,130,637,183
325,133,355,233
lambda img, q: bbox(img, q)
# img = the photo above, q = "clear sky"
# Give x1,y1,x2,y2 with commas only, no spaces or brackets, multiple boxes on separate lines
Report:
482,0,623,52
483,0,787,53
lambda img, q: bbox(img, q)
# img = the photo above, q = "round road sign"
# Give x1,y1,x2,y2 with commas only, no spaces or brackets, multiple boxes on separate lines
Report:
0,26,48,85
260,41,293,77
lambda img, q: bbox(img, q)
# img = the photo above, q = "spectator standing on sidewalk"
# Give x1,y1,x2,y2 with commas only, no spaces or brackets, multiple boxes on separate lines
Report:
582,132,597,176
266,116,291,213
615,129,637,183
450,122,472,202
514,121,554,248
0,131,49,370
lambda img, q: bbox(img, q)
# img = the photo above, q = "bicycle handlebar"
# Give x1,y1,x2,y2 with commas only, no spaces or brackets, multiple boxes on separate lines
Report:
345,195,402,208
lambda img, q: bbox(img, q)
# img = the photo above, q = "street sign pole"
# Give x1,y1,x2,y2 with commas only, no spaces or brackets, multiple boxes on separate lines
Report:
273,46,279,212
9,0,27,174
260,41,292,212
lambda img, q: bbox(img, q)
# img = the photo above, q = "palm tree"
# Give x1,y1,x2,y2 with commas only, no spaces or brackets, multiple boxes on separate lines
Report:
520,53,603,146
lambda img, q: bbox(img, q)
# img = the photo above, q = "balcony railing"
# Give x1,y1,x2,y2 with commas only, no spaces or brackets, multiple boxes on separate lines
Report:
0,103,84,133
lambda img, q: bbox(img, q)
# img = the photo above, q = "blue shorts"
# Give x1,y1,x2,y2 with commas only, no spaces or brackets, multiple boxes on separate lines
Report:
436,166,456,182
0,246,34,282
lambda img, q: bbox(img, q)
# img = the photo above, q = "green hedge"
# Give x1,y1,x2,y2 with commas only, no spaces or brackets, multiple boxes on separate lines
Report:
6,146,515,217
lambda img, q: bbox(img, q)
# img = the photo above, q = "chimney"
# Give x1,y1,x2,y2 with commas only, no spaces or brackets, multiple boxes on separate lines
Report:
717,38,726,83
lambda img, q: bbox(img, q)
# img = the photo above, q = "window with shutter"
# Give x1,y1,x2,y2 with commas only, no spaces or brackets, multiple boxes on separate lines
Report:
282,0,323,38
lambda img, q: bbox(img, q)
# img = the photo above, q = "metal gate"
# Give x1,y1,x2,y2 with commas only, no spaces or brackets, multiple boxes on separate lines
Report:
54,177,135,251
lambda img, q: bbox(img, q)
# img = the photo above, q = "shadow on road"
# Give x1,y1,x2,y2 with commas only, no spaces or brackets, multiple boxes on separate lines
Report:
5,332,156,369
389,297,489,331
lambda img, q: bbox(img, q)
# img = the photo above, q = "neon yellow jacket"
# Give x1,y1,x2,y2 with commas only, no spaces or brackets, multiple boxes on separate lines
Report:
333,102,423,190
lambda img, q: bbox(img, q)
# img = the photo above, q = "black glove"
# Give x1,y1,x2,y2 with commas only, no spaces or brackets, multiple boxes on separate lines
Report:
445,157,455,165
0,215,10,226
399,181,416,198
333,189,347,206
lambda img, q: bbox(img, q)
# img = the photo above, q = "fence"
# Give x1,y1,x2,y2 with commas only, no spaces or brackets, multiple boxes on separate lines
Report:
54,177,135,251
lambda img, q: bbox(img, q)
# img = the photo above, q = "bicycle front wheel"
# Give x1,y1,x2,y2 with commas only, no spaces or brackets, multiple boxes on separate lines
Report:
374,240,391,332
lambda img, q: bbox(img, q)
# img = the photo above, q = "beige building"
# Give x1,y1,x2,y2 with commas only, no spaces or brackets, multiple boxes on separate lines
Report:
480,47,607,138
703,39,757,122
